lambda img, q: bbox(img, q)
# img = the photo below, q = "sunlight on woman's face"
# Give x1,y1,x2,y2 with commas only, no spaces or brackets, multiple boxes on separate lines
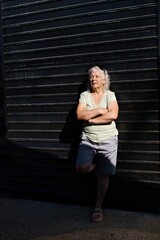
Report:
89,69,105,90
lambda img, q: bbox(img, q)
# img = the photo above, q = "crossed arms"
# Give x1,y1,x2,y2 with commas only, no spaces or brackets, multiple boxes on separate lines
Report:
76,101,119,124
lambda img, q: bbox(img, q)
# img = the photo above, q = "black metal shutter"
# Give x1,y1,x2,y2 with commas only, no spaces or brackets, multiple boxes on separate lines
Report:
0,0,160,212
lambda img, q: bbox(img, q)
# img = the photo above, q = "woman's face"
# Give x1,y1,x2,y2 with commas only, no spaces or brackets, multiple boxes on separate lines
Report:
89,68,105,90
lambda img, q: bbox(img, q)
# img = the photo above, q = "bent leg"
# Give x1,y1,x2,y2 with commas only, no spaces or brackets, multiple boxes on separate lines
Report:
76,163,96,174
76,139,96,174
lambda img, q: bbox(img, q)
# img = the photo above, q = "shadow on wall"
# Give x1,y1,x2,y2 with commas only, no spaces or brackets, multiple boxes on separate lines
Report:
0,81,97,205
59,81,87,162
59,106,83,162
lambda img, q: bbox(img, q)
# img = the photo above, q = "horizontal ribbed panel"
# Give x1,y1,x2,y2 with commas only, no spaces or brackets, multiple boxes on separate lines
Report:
0,0,160,212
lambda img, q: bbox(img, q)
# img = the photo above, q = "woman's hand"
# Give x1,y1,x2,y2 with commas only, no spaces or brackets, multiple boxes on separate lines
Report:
88,108,108,124
98,108,108,115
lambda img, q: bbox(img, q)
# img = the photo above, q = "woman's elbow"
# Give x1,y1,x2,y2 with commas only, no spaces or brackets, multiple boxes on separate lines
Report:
76,113,81,120
110,111,118,120
77,112,85,121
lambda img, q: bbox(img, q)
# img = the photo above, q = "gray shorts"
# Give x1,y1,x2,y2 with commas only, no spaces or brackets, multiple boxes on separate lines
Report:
76,136,118,176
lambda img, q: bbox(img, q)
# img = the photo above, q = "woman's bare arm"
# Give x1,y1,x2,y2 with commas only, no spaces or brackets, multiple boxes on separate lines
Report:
76,102,108,121
88,101,119,124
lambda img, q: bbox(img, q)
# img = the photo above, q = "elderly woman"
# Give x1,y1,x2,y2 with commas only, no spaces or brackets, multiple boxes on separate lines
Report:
76,66,119,223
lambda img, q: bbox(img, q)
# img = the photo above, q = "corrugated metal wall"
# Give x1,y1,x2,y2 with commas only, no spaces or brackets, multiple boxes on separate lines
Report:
0,0,160,212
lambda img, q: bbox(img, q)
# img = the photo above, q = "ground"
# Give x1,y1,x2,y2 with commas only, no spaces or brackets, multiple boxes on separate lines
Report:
1,196,160,240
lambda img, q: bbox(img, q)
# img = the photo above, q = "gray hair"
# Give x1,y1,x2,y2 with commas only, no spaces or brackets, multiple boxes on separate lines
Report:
88,66,110,90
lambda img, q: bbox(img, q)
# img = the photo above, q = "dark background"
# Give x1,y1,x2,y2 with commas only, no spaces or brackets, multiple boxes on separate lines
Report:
0,0,160,213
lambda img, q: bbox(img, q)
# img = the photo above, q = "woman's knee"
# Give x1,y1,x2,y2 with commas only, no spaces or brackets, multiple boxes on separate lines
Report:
76,163,96,173
76,164,90,173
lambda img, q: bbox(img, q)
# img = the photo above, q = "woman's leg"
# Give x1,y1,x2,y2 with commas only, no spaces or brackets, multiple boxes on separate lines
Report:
95,175,109,209
76,139,96,174
91,175,109,222
76,162,96,174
